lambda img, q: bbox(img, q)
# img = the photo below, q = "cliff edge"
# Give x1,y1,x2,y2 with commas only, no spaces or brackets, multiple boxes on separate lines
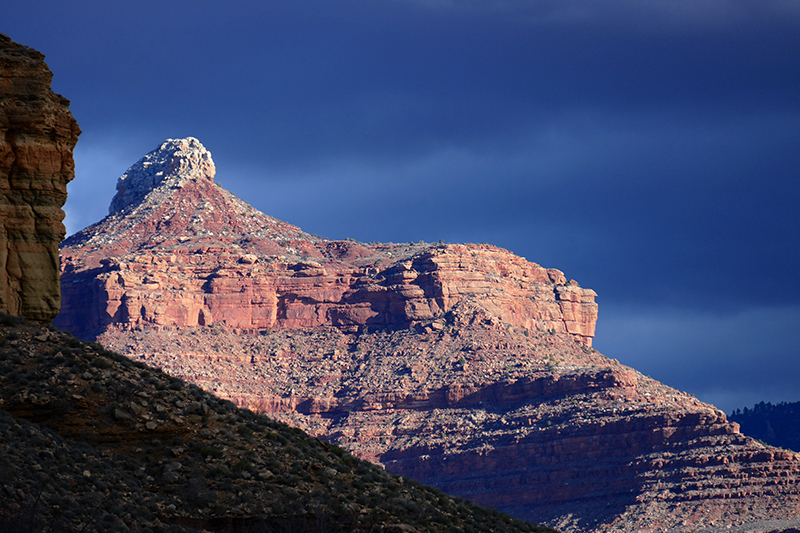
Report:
0,34,80,323
57,138,597,345
57,138,800,532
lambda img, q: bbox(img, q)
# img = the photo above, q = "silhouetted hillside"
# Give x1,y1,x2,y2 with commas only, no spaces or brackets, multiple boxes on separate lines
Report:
731,401,800,452
0,313,555,533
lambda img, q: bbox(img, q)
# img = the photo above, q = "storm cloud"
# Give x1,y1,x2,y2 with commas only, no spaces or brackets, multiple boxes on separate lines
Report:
7,0,800,413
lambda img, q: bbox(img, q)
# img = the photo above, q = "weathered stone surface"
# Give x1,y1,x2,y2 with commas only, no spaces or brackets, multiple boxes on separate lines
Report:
56,138,597,345
0,34,80,323
57,137,800,532
109,137,215,215
100,320,800,533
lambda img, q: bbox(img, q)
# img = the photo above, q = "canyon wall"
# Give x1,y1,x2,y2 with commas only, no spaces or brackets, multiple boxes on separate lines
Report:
59,242,597,344
0,34,80,323
56,138,597,345
99,317,800,532
59,137,800,531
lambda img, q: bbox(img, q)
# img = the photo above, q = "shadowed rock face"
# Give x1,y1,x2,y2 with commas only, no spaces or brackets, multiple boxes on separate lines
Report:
0,34,80,323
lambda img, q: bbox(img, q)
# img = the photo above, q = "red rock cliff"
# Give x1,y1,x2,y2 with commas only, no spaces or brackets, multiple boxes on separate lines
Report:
98,314,800,533
56,138,597,345
0,34,80,323
59,138,800,532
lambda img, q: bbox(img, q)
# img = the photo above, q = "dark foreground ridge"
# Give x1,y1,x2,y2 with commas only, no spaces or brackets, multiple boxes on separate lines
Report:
0,313,555,533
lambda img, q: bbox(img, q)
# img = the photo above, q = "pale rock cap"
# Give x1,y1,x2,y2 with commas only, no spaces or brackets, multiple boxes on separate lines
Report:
109,137,215,214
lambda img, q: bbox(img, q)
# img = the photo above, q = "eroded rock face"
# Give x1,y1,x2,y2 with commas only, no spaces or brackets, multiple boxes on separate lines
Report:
59,138,800,532
56,138,597,344
99,316,800,533
0,34,80,323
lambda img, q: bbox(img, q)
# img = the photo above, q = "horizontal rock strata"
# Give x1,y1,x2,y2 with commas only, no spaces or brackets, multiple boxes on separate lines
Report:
57,138,597,345
0,34,80,323
98,320,800,533
58,137,800,532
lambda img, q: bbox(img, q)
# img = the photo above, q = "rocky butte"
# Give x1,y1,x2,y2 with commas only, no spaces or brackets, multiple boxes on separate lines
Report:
58,136,598,344
0,34,80,323
57,138,800,532
0,38,552,533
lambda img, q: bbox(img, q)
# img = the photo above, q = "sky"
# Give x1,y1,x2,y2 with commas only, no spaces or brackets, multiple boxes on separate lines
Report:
6,0,800,414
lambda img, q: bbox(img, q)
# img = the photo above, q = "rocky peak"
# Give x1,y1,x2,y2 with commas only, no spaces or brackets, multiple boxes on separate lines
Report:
108,137,215,215
58,137,599,344
64,137,309,257
56,136,800,531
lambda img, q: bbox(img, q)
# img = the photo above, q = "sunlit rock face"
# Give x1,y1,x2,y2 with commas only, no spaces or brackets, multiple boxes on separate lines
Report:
0,34,80,323
58,138,800,532
57,137,598,344
109,137,215,215
99,317,800,532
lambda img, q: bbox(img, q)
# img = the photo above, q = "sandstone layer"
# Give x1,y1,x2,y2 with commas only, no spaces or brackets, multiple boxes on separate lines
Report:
100,319,800,533
0,34,80,323
57,137,597,346
58,138,800,532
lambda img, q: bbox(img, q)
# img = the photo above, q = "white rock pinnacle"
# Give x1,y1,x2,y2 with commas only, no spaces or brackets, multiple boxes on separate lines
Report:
108,137,216,214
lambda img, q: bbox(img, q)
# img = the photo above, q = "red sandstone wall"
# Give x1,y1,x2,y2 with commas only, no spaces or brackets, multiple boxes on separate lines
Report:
0,34,80,323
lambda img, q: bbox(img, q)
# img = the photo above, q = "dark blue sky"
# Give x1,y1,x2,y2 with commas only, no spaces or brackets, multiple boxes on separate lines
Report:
6,0,800,413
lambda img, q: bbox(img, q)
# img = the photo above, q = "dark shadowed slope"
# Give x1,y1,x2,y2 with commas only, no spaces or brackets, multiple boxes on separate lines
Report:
0,313,554,533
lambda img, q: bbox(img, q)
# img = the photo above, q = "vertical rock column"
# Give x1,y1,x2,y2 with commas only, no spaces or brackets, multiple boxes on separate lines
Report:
0,34,80,323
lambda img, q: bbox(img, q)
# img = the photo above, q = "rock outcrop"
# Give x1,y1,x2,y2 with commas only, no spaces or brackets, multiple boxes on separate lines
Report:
0,34,80,323
56,138,597,345
109,137,215,215
58,138,800,532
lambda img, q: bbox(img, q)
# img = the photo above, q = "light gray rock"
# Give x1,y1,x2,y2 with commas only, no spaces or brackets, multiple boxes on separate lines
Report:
109,137,215,215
